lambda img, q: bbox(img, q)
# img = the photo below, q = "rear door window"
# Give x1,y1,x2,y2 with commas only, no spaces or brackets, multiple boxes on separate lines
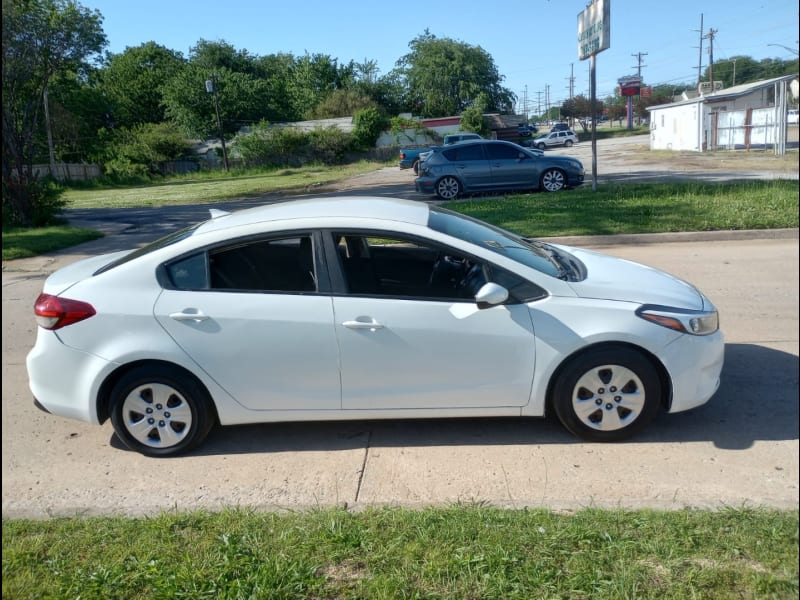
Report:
442,144,485,162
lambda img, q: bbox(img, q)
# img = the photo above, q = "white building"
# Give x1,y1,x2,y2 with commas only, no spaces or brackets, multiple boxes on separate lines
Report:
646,75,797,153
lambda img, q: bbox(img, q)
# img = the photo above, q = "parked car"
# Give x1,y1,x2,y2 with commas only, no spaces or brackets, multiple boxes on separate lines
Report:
531,130,579,150
551,122,571,132
415,139,584,199
27,197,724,456
398,147,429,173
444,133,483,145
517,123,539,136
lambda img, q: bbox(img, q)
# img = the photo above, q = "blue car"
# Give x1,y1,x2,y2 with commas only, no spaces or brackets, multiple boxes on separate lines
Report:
415,140,584,200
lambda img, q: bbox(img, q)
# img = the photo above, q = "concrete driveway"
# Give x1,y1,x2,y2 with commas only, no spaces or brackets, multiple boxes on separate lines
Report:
2,142,798,518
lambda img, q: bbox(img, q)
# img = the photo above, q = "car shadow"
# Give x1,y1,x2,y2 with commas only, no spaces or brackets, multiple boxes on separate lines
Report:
110,343,798,456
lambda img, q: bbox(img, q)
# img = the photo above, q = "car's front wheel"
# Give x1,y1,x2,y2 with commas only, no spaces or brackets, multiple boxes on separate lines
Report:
413,159,420,175
540,168,566,192
537,142,546,150
551,346,661,442
435,176,461,200
110,365,215,457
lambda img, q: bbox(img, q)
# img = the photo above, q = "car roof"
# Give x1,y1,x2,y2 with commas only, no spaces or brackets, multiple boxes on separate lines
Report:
195,196,431,234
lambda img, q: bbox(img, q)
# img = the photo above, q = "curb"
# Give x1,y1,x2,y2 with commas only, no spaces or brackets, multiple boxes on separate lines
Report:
541,228,799,248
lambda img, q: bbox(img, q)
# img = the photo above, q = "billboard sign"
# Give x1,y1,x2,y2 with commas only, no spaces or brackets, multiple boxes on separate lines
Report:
578,0,610,60
618,76,641,97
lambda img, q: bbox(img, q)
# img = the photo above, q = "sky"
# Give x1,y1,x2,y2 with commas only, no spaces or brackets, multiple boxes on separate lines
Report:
80,0,798,115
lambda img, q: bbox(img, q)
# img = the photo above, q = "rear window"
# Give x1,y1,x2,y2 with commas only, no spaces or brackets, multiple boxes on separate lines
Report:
94,223,202,275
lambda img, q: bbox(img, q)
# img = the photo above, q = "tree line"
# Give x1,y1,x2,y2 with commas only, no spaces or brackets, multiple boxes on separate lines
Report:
3,0,797,227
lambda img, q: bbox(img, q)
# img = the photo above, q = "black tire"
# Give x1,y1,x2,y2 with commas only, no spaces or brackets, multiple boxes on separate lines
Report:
551,346,661,442
413,160,420,175
540,169,566,192
537,142,546,150
435,176,461,200
110,365,215,457
564,139,574,147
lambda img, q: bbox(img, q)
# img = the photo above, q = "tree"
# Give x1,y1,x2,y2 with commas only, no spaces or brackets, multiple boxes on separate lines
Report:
459,93,490,136
308,88,376,119
560,95,605,131
2,0,106,226
160,40,272,139
395,30,515,118
286,52,341,119
96,42,185,127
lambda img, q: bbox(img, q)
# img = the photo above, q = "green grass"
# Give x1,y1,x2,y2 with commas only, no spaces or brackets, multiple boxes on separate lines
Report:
6,179,796,261
444,180,800,238
3,506,797,599
2,225,103,260
60,160,390,208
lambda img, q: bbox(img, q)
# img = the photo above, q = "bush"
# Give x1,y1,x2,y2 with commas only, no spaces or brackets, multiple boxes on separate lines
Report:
232,122,352,166
98,123,193,181
307,126,352,164
2,177,66,228
351,106,388,150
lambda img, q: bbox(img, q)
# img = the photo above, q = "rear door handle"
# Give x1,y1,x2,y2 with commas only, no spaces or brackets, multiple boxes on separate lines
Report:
342,318,384,331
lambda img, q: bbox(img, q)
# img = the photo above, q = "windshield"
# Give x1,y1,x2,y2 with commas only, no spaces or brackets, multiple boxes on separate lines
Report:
428,206,569,278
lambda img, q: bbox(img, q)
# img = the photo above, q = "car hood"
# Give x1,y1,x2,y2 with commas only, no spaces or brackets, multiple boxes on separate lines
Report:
560,245,705,309
42,250,132,295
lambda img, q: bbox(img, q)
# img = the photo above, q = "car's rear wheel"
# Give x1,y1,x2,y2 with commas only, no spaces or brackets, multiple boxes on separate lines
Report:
435,176,461,200
537,142,546,150
551,346,661,442
564,139,574,147
540,169,566,192
110,365,215,457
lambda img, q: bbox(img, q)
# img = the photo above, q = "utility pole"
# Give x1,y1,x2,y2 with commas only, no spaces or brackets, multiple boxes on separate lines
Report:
695,13,704,86
706,28,718,88
42,86,57,178
545,84,550,124
205,74,230,172
523,85,528,121
568,63,575,99
631,52,648,79
536,91,543,121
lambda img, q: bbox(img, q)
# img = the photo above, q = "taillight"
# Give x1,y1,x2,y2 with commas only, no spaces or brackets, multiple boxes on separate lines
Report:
34,293,96,330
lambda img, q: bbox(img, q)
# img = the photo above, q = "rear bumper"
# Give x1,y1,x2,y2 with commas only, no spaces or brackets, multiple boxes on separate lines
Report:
415,177,437,195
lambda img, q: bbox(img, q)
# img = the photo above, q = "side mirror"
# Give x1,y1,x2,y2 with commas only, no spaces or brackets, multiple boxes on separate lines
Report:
474,282,509,309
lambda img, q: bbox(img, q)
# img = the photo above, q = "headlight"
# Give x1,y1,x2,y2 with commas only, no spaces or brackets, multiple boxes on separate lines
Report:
636,305,719,335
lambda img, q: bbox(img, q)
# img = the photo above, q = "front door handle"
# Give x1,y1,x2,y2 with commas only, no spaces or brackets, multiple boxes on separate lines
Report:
169,310,210,322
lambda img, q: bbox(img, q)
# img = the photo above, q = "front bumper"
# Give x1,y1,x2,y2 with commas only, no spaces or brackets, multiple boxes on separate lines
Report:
661,329,725,413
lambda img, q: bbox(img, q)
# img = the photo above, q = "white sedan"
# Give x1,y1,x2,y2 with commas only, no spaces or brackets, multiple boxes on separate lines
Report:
27,197,724,456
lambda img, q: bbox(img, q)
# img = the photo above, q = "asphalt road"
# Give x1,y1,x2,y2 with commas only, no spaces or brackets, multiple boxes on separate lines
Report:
2,140,798,518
